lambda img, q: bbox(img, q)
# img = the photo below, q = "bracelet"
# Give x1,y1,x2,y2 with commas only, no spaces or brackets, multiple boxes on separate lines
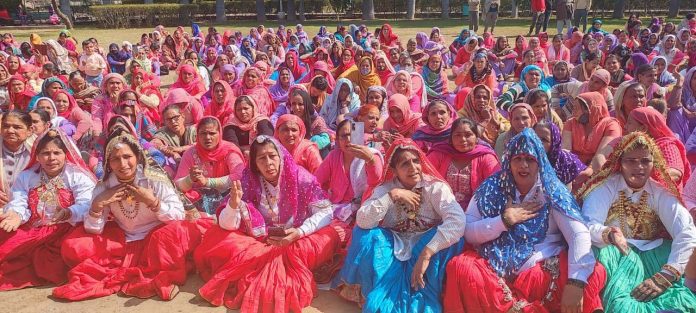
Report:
652,272,673,289
662,264,681,281
566,278,587,289
88,209,102,218
501,213,514,229
601,227,613,244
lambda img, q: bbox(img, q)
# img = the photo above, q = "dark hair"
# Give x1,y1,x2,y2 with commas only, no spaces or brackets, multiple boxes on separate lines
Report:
1,110,32,128
648,99,667,115
249,137,278,175
69,70,84,81
197,116,220,132
42,62,58,75
424,99,451,117
584,52,599,62
289,88,315,139
389,147,419,169
162,104,182,115
687,13,695,20
186,50,198,59
30,109,51,124
106,116,131,134
526,89,549,106
605,53,621,64
336,118,352,137
635,64,655,77
35,130,67,156
450,117,480,142
552,34,563,42
311,76,329,91
81,40,91,47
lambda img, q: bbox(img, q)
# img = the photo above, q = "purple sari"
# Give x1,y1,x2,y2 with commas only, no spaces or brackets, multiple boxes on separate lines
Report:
546,122,587,184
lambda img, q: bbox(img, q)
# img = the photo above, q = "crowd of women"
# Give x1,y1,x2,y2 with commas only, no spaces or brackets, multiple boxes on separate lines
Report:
1,15,696,313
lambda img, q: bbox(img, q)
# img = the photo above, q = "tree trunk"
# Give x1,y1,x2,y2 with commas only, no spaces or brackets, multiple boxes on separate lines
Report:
287,0,296,22
406,0,415,20
298,0,306,21
668,0,680,18
216,0,226,22
612,0,626,18
362,0,375,20
51,0,73,29
511,0,518,18
441,0,449,18
256,0,266,22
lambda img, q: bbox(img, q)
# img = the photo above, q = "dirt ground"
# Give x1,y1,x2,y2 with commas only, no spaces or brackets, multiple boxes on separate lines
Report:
0,275,361,313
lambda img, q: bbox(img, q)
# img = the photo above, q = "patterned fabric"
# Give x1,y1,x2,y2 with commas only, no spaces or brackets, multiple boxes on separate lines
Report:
545,122,587,184
476,128,585,278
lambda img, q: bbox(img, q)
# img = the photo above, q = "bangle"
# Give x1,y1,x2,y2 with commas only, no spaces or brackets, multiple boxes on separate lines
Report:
89,209,102,218
601,227,613,244
566,278,587,289
501,213,513,229
652,272,673,289
662,264,681,281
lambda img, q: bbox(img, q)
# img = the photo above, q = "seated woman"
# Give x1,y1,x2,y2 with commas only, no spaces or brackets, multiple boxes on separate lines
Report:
0,112,34,206
496,65,549,112
130,68,163,125
204,80,235,124
625,107,691,189
274,114,322,173
51,90,93,148
454,50,498,94
34,97,76,137
0,129,95,291
68,71,100,112
151,105,197,165
444,128,606,313
232,67,276,116
551,68,616,119
315,119,383,219
524,89,564,128
7,74,35,111
28,109,51,143
27,76,68,110
172,64,207,100
458,84,510,145
116,90,158,141
340,57,381,101
494,103,538,158
320,78,361,131
605,54,632,89
490,36,518,78
222,95,274,155
53,129,211,301
562,92,622,168
334,138,466,312
546,34,571,69
193,136,349,312
412,100,457,153
543,61,575,90
92,73,127,134
176,117,245,215
269,66,295,106
383,94,423,140
162,88,204,127
428,117,500,208
533,120,591,188
578,132,696,312
285,87,331,155
614,81,648,128
354,104,385,152
421,53,450,102
385,70,427,113
365,85,389,126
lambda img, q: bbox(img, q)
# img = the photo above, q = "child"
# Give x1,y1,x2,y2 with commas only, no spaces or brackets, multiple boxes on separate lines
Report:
78,40,106,87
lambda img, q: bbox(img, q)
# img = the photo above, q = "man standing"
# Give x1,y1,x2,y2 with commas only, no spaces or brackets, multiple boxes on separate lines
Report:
574,0,592,32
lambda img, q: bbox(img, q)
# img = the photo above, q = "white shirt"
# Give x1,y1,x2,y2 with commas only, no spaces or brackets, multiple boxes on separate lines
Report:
5,164,95,226
85,168,185,242
218,178,334,237
583,174,696,274
465,178,595,282
357,176,466,261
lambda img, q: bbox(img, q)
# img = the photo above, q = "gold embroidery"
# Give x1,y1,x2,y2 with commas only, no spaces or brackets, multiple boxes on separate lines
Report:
606,190,668,240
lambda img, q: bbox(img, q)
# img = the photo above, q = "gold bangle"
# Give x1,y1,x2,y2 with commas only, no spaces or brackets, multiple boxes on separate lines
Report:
662,264,681,281
653,272,673,289
601,227,613,244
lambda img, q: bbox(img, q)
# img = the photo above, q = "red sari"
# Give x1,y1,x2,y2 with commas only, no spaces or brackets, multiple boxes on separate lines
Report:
7,74,35,111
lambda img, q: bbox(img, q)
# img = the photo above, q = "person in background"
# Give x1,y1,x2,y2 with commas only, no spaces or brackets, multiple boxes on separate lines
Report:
78,40,107,87
483,0,500,34
574,0,592,32
468,0,481,32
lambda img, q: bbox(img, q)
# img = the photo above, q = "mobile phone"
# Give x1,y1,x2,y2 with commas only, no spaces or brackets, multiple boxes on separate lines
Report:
268,226,287,237
350,122,365,145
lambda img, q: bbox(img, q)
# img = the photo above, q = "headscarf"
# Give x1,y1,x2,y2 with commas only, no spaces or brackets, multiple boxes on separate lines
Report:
682,67,696,110
343,56,381,100
299,61,336,92
172,64,206,97
476,128,584,279
334,48,356,76
649,56,677,87
205,80,236,123
458,85,509,142
34,97,68,128
629,52,649,77
468,51,494,86
412,99,457,142
569,91,618,163
513,35,528,60
541,122,587,185
613,82,646,126
195,116,245,178
629,107,691,187
544,61,572,87
283,49,306,81
274,114,318,166
577,132,683,205
240,38,255,64
235,136,327,237
235,66,276,116
8,74,36,111
519,65,550,93
319,78,361,130
224,95,270,142
25,128,96,184
379,23,399,47
373,51,395,85
269,67,295,104
383,94,423,136
421,54,446,97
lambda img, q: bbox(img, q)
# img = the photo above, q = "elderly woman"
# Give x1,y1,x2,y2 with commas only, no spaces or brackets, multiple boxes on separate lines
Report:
53,130,211,301
92,73,127,134
334,138,466,312
579,132,696,312
458,84,510,145
444,128,606,312
68,71,100,112
0,112,34,205
151,105,197,166
193,136,349,312
274,114,322,173
0,129,95,291
385,70,428,113
176,117,245,215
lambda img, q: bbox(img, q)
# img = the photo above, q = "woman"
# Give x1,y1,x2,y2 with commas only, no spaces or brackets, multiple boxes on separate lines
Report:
533,120,590,187
115,90,157,141
269,67,295,106
193,136,349,312
130,67,163,124
355,104,385,151
28,109,51,139
34,97,76,136
340,56,381,101
332,48,356,79
365,85,389,125
546,34,571,69
605,54,632,89
524,88,564,128
152,105,197,165
319,78,361,131
53,130,211,301
412,99,457,153
420,53,449,101
27,76,68,110
379,23,399,48
455,50,498,94
385,70,427,113
579,132,696,313
335,138,466,312
551,68,616,117
494,103,538,158
444,128,606,312
0,112,34,209
92,73,127,134
204,80,235,124
287,88,331,154
172,64,207,100
0,64,10,110
496,65,549,111
222,95,273,153
374,51,396,86
0,129,96,291
275,114,322,173
650,56,677,87
176,116,245,215
614,81,649,128
562,91,622,166
570,51,600,82
232,67,276,116
626,107,691,189
52,90,93,144
161,88,204,127
428,117,500,208
458,84,510,145
68,71,100,112
490,36,518,77
282,49,306,83
543,60,574,88
7,74,35,112
299,60,336,93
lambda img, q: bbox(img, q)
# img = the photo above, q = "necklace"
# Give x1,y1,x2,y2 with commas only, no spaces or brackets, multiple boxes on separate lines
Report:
261,179,279,224
118,198,140,220
615,190,650,238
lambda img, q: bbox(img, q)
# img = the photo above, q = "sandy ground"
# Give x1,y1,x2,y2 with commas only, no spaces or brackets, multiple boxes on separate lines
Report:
0,275,362,313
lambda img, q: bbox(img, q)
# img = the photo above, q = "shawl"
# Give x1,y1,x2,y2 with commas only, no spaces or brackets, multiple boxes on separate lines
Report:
421,54,447,98
519,65,550,93
385,70,428,112
373,51,395,86
577,132,684,205
274,114,319,170
34,96,68,128
682,67,696,110
161,88,204,126
458,84,510,144
195,116,244,178
224,95,270,142
172,64,206,97
412,99,457,142
342,56,381,101
543,122,587,185
234,67,276,116
514,35,528,62
333,48,356,77
299,61,336,93
428,142,500,193
282,50,306,81
649,56,677,87
24,128,96,183
567,91,619,163
268,67,295,104
319,78,361,130
154,125,197,149
205,80,236,123
236,136,328,237
477,128,585,279
8,74,36,111
629,107,691,187
379,23,399,47
383,93,423,136
416,32,430,50
240,38,255,64
614,81,647,126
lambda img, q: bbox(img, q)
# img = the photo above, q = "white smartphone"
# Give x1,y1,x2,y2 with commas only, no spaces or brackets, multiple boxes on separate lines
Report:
350,122,365,145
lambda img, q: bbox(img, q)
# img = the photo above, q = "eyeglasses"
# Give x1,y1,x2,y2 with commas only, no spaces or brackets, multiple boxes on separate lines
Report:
166,115,182,123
